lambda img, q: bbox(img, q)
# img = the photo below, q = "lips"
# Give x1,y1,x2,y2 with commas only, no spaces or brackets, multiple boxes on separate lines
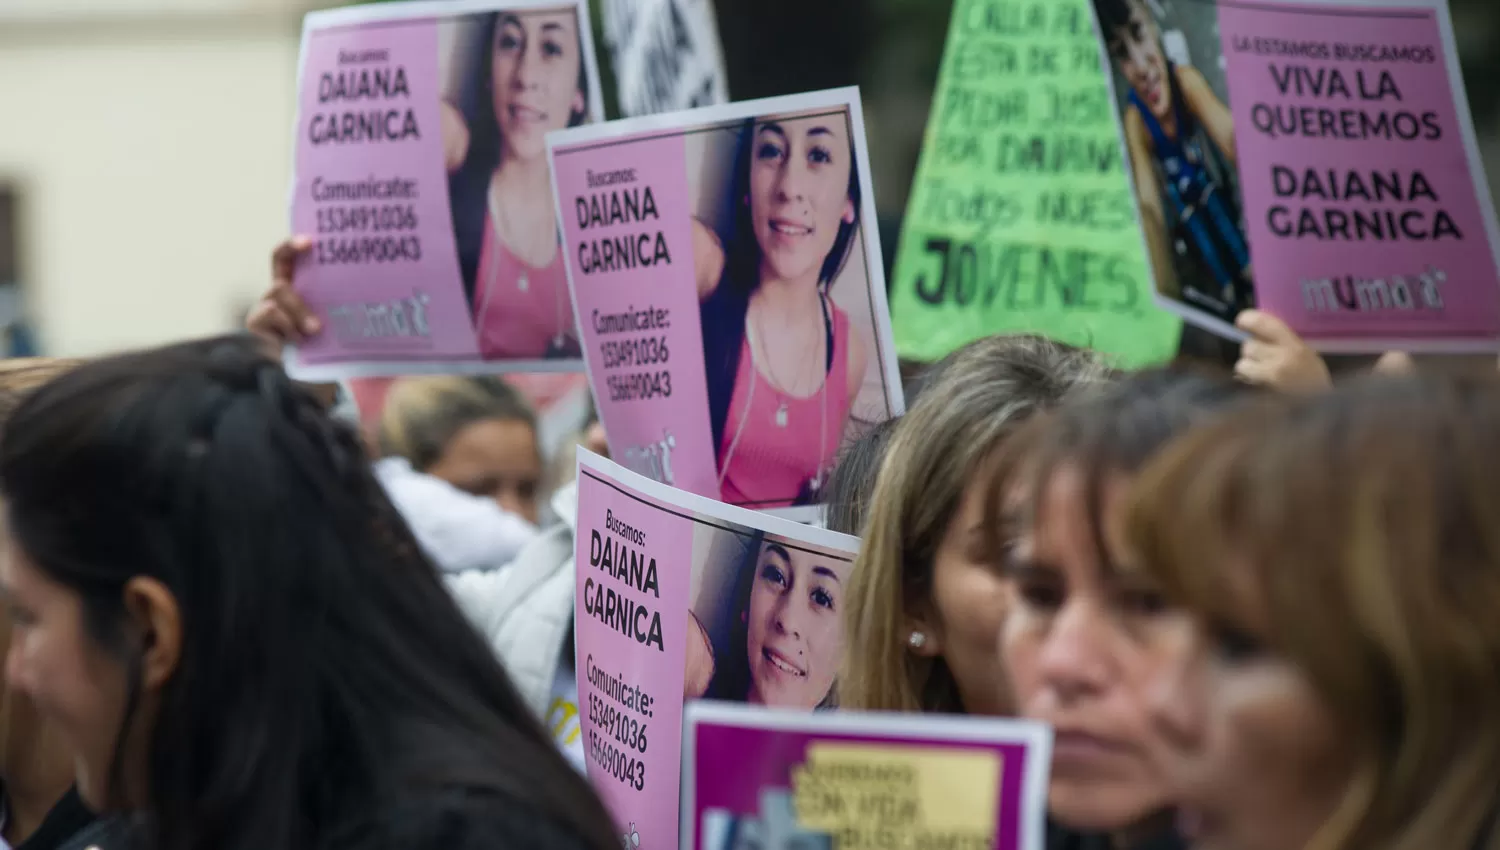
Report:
769,218,813,237
508,104,548,124
1050,729,1133,770
763,646,806,678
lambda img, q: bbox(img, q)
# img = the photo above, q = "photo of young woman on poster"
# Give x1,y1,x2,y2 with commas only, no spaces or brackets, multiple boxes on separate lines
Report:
1098,0,1255,324
442,8,591,361
693,110,875,509
692,529,850,709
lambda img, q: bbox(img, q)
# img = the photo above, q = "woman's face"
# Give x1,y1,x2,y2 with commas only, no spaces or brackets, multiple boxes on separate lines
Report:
1001,466,1174,831
427,417,543,525
1141,571,1353,850
748,112,856,286
918,477,1012,716
1,542,135,810
1107,1,1171,121
491,11,584,163
744,539,849,708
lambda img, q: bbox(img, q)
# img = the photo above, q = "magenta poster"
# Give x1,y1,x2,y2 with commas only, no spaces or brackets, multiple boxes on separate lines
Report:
1093,0,1500,350
682,702,1052,850
285,0,605,379
572,450,860,849
548,90,906,520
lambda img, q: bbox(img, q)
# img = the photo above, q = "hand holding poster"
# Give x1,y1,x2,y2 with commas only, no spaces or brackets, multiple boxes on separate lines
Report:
548,89,905,518
683,702,1053,850
573,449,861,850
889,0,1182,368
1095,0,1500,350
286,0,605,379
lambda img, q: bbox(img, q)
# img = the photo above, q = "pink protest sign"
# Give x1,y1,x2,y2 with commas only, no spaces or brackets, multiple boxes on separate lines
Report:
682,703,1053,850
573,450,860,850
286,0,605,380
1093,0,1500,350
549,90,906,520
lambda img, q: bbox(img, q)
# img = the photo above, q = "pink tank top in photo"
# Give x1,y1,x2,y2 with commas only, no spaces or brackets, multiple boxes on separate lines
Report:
718,301,852,509
473,212,575,360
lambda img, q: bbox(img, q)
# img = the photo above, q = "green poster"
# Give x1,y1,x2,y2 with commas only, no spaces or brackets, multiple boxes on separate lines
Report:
890,0,1181,367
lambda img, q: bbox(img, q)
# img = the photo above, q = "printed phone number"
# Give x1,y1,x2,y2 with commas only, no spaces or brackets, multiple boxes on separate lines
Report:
315,204,419,235
588,729,646,791
606,371,671,403
314,236,423,266
588,693,649,754
600,335,669,369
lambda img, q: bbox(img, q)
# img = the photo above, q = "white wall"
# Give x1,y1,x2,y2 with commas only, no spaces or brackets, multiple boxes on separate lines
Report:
0,5,322,356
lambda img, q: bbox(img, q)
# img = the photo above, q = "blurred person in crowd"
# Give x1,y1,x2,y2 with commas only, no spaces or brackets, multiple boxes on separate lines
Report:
443,10,590,359
839,336,1113,716
0,336,620,850
695,112,871,509
1127,373,1500,850
379,375,544,525
987,369,1254,849
0,359,121,850
820,414,899,536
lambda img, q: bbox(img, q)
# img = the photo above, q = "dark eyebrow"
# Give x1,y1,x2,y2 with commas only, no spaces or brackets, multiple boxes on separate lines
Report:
761,543,792,563
540,22,564,33
812,566,842,583
755,123,787,141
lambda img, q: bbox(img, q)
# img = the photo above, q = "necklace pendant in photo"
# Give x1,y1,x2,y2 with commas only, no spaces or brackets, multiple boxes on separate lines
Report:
517,272,529,292
775,402,788,428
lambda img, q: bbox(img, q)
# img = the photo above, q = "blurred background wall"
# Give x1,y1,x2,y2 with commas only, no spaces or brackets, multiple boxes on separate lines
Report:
0,0,1496,357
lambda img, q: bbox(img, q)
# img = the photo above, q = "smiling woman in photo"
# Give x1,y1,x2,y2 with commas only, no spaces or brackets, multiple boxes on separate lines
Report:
694,110,870,509
707,532,851,708
443,9,590,360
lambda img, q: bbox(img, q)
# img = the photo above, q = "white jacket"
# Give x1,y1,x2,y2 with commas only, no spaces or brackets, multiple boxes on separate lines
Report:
444,481,578,717
374,457,539,574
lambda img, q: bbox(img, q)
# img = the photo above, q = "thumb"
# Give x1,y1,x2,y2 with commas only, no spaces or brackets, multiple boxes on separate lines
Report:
1235,309,1298,345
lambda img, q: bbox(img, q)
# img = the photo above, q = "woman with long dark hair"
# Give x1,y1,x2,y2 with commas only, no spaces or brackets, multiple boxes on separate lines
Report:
0,336,620,850
443,10,590,360
693,110,871,509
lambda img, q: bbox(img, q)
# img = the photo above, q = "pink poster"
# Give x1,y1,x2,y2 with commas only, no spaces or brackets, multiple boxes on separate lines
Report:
573,450,860,850
683,703,1053,850
548,90,906,520
285,0,605,380
1093,0,1500,350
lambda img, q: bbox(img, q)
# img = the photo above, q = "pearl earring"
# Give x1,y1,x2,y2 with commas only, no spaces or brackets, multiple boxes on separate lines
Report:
908,631,927,649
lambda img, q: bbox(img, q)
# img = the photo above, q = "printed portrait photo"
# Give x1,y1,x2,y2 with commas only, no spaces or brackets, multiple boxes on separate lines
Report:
686,107,900,510
440,6,596,361
685,522,853,709
1097,0,1256,326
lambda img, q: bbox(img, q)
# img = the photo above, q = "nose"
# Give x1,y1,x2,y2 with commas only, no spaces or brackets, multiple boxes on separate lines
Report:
1035,599,1114,702
768,591,798,639
773,155,809,204
512,43,540,90
1145,623,1208,748
5,638,26,695
494,489,536,526
1126,41,1153,80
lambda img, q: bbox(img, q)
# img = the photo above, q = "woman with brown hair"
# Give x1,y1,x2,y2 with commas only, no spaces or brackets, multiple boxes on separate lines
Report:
838,335,1113,715
1126,373,1500,850
986,368,1253,850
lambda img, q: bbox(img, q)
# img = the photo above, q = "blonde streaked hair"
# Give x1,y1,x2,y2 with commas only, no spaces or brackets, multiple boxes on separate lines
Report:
839,335,1114,713
378,375,536,469
1129,373,1500,850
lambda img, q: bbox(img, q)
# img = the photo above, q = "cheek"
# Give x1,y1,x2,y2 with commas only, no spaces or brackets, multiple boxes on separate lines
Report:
998,611,1046,704
932,559,1010,652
